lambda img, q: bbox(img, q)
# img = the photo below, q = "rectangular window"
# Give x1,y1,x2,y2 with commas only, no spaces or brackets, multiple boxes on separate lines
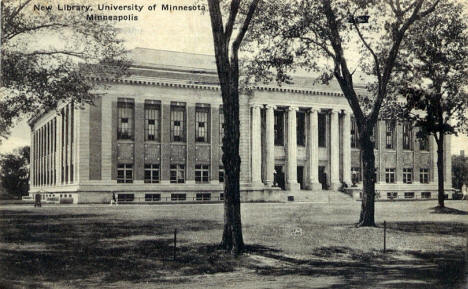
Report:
196,193,211,201
296,111,305,146
145,194,161,202
419,135,429,151
421,192,431,199
117,164,133,183
144,164,160,183
387,192,398,199
171,103,185,142
274,110,284,146
385,120,395,149
170,164,185,183
385,168,395,183
144,101,160,141
118,194,134,202
171,193,186,201
404,192,415,199
195,164,210,183
351,117,359,148
403,168,413,184
117,99,134,140
196,106,209,142
219,107,224,142
318,113,326,147
403,122,413,150
420,168,429,184
219,166,224,183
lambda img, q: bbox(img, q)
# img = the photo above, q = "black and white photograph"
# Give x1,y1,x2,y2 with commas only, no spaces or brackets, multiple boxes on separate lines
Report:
0,0,467,288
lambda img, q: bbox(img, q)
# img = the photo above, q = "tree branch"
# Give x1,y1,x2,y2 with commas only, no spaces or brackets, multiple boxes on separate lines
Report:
224,0,240,44
352,21,382,84
232,0,260,52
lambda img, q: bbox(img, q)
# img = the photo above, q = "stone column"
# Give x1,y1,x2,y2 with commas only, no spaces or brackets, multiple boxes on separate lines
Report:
286,106,300,191
251,104,262,186
342,111,352,186
265,104,275,186
330,109,340,190
307,108,321,190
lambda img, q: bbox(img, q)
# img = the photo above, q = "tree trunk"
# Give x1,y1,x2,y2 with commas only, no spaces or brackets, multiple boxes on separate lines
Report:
436,135,445,208
358,132,376,227
219,74,244,254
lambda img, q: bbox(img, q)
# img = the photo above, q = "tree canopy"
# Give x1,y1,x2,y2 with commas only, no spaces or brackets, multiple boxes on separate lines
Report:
0,146,30,199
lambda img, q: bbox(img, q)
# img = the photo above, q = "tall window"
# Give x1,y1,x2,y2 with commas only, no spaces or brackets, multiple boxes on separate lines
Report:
296,111,305,146
385,168,396,183
318,113,326,147
144,101,160,141
171,103,185,142
219,166,224,183
385,120,395,149
170,164,185,183
117,164,133,183
420,168,429,183
419,135,429,151
117,99,134,140
403,122,412,150
219,107,224,142
195,164,210,183
196,106,209,142
144,164,160,183
351,117,359,148
274,110,284,146
403,168,413,184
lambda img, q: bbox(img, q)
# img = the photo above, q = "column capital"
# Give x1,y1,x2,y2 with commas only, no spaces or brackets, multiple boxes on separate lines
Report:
342,109,352,115
288,106,299,112
250,103,263,109
265,104,277,110
331,108,340,114
308,107,319,113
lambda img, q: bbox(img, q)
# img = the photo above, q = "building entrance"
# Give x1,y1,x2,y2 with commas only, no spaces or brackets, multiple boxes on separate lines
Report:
319,166,328,190
297,166,304,190
274,165,286,190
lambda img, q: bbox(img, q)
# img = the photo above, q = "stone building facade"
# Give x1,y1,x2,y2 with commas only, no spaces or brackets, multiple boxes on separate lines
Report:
28,48,453,203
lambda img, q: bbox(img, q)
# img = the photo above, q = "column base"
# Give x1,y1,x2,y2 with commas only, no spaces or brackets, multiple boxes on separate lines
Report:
286,181,300,191
307,182,322,191
330,182,341,191
265,180,274,187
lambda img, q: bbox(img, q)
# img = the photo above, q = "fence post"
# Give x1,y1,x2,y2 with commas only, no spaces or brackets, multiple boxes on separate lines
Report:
173,228,177,261
383,221,386,253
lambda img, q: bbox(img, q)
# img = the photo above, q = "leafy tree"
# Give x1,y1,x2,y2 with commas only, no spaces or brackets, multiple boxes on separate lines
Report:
0,0,127,142
245,0,439,226
396,0,468,207
0,146,30,199
207,0,260,253
452,154,468,191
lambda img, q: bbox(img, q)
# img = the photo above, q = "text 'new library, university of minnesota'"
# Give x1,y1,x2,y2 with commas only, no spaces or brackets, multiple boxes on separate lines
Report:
28,48,455,204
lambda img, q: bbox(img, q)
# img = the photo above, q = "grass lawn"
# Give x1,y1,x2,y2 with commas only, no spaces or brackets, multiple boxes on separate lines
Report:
0,200,467,288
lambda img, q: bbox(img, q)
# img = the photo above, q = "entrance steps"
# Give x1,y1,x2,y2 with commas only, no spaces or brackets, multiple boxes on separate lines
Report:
285,190,353,203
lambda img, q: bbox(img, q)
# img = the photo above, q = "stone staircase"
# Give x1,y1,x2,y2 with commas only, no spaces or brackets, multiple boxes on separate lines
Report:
285,190,354,203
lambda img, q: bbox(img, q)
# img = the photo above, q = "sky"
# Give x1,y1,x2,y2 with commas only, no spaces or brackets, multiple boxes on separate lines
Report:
1,0,467,155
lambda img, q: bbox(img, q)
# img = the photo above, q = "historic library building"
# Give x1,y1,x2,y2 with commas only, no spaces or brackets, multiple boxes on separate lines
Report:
28,48,454,204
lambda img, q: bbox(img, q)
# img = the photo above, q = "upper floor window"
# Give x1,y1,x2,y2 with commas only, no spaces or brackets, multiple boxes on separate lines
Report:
219,107,224,143
385,120,395,149
296,111,306,146
385,168,395,183
351,117,359,148
170,164,185,183
195,164,210,183
117,99,134,140
144,101,160,141
219,166,225,183
403,168,413,184
196,105,210,143
318,113,326,147
117,164,133,183
420,168,429,183
419,135,429,151
403,122,413,150
144,164,160,183
171,103,185,142
274,110,284,146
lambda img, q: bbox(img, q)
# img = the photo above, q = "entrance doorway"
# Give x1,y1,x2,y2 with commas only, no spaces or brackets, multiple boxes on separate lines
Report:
319,166,328,190
297,166,304,190
274,165,285,190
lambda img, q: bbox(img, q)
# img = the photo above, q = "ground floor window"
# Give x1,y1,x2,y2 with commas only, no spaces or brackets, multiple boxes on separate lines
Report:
220,193,224,201
170,164,185,183
145,194,161,202
421,192,431,199
420,168,429,184
195,164,209,183
196,193,211,200
404,192,415,199
118,194,134,202
117,164,133,183
144,164,160,183
171,193,186,201
387,192,398,199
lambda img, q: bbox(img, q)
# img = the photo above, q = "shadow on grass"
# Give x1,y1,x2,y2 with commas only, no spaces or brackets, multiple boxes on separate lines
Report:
381,221,467,236
431,206,468,215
